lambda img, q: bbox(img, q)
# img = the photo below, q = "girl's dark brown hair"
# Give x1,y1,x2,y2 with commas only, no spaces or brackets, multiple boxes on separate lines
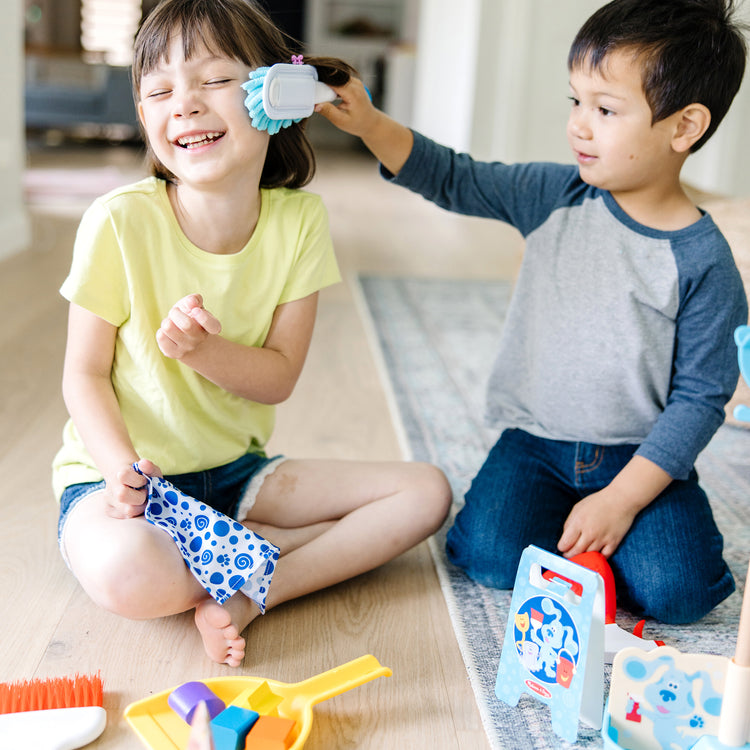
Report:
132,0,357,188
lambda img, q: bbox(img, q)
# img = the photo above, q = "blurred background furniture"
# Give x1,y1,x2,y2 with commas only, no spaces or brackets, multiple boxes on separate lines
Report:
25,54,138,138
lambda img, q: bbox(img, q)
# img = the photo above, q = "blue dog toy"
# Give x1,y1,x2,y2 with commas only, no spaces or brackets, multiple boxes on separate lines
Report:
733,325,750,423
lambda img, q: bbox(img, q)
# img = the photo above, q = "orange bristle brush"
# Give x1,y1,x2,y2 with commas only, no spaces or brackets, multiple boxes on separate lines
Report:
0,673,106,750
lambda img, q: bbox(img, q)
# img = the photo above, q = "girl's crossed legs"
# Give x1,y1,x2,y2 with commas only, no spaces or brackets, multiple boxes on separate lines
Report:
62,458,451,665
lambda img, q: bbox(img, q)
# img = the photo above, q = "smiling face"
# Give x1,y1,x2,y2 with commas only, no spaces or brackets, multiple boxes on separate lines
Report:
566,49,683,199
137,32,270,190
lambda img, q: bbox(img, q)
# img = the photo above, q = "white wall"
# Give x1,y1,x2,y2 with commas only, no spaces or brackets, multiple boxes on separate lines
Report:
410,0,750,196
410,0,483,153
1,0,30,260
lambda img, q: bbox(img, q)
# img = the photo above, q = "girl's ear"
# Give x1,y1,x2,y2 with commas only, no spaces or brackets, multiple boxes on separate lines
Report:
137,100,146,129
672,103,711,153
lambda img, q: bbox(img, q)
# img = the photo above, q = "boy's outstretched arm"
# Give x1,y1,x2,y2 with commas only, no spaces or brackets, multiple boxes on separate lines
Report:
316,78,414,176
557,455,672,558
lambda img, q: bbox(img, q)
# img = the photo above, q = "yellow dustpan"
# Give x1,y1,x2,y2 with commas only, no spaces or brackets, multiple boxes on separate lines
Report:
124,654,391,749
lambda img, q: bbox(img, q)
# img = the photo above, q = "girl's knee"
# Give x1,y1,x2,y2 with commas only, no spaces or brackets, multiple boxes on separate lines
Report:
410,462,452,532
70,534,178,619
73,547,149,618
428,464,453,523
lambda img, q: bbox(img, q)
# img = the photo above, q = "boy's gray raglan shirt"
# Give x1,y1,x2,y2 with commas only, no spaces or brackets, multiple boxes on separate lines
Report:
385,131,747,480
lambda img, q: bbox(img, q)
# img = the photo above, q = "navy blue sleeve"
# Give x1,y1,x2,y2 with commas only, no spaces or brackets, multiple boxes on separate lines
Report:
636,227,747,478
382,131,586,237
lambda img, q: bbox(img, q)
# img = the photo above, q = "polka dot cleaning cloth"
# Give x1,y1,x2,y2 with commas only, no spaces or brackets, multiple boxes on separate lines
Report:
134,465,280,613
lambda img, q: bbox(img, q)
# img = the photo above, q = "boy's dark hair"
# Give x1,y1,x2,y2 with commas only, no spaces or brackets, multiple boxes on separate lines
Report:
133,0,357,188
569,0,747,151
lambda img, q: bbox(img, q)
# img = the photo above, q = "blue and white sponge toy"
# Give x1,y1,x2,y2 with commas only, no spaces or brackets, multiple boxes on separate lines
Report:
734,324,750,423
242,63,336,135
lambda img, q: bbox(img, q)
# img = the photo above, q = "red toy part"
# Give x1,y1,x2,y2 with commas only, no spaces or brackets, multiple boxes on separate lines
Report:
625,695,642,723
632,619,665,647
541,550,665,662
541,551,617,624
569,552,617,624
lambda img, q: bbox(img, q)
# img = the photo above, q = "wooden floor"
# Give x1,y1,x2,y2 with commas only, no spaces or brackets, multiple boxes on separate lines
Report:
1,134,522,749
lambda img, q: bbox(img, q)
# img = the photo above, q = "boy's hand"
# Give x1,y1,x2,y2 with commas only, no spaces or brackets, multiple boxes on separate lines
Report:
157,294,221,360
557,487,639,559
558,455,672,559
317,77,414,176
105,459,162,519
315,78,381,139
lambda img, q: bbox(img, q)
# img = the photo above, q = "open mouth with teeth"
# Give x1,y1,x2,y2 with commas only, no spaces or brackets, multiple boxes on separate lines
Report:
175,131,225,149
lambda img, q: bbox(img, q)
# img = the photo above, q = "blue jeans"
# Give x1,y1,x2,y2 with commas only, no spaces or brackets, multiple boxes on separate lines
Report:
445,428,734,624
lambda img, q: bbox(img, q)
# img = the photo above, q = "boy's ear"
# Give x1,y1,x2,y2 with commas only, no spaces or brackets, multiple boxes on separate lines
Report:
671,103,711,153
137,101,146,129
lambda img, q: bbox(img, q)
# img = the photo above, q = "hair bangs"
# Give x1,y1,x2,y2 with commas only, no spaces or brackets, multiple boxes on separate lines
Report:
133,0,355,188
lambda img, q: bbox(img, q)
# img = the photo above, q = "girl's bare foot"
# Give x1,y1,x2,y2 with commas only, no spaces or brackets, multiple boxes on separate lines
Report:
194,599,246,666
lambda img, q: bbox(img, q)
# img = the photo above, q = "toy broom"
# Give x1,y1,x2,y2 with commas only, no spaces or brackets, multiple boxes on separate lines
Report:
0,673,105,750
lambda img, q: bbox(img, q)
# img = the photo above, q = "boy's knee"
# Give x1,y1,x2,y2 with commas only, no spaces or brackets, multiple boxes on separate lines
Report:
621,568,735,625
631,586,702,625
445,524,517,589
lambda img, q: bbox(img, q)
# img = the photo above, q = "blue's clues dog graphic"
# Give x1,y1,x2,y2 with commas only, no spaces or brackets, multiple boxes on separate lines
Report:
608,647,727,750
514,595,580,686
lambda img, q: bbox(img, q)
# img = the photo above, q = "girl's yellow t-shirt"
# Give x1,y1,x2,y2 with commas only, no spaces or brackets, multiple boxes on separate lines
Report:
52,177,340,500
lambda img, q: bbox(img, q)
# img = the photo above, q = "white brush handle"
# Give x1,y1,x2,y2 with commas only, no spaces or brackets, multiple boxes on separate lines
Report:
313,80,336,105
0,706,106,750
718,659,750,746
735,560,750,667
266,77,334,107
717,560,750,746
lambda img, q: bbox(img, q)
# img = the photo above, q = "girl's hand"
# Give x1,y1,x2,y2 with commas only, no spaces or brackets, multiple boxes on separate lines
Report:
105,459,162,519
157,294,221,359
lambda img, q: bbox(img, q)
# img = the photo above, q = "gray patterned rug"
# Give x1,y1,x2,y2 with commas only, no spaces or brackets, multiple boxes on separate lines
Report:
358,276,750,750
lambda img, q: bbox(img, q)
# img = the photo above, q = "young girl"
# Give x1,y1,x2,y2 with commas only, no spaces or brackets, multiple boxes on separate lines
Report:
53,0,451,667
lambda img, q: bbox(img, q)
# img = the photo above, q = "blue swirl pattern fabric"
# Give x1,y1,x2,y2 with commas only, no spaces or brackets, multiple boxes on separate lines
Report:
134,465,279,612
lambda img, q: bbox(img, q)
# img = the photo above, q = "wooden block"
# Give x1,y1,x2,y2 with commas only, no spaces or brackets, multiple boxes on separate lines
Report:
243,715,296,749
211,704,260,750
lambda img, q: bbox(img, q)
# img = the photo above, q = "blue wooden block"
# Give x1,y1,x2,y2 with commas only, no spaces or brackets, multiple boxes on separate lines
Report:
211,705,260,750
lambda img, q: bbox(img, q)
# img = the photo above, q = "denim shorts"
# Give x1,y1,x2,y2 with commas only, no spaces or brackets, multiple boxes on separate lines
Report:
58,452,286,551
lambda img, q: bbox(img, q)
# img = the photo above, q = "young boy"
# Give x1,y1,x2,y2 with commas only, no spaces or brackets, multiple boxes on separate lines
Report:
318,0,748,624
